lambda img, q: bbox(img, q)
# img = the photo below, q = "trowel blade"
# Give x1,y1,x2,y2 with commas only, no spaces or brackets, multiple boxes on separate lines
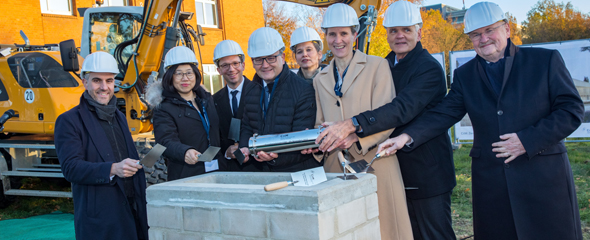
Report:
290,166,328,187
347,160,375,173
198,146,221,162
139,144,166,168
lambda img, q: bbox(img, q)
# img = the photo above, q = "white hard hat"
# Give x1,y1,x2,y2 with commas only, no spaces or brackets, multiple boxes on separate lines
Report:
463,2,506,34
213,40,245,64
248,27,285,58
321,3,360,32
164,46,198,70
290,27,323,50
80,51,119,78
383,0,422,28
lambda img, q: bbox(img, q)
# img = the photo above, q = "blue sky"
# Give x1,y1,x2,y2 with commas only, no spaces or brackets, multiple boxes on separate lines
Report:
421,0,590,24
276,0,590,26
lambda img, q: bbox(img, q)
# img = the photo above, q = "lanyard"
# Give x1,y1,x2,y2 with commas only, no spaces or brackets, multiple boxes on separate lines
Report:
259,76,279,119
334,64,349,97
187,99,210,142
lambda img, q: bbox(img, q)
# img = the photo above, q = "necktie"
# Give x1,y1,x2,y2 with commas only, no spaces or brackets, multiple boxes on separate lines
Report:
230,90,239,118
264,86,270,114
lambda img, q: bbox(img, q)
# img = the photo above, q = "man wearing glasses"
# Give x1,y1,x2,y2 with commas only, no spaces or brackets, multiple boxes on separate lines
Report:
238,27,320,172
213,40,266,171
377,2,583,239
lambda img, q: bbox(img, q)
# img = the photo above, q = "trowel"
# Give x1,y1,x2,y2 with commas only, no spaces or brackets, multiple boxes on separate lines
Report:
264,166,328,191
138,144,166,168
197,146,221,162
345,150,385,174
336,151,358,180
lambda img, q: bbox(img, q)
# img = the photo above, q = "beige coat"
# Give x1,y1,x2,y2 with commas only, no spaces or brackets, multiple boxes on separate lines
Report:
313,51,413,240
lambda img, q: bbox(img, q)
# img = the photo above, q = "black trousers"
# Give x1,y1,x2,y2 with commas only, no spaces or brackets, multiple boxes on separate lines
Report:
406,191,456,240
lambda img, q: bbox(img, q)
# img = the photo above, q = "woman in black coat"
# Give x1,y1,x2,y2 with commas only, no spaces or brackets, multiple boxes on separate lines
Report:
148,46,220,181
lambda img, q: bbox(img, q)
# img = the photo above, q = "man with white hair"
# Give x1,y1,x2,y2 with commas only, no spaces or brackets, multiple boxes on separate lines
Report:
55,52,148,240
378,2,584,239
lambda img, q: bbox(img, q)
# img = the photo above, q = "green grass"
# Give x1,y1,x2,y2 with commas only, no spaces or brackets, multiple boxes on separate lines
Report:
451,143,590,239
1,143,589,239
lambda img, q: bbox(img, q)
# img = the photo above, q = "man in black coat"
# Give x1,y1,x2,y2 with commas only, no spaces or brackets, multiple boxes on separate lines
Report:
378,2,584,240
212,40,266,171
238,27,319,172
314,2,456,239
55,52,148,240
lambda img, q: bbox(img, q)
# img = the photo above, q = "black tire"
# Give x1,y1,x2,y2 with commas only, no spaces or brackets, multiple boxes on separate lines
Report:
143,157,167,186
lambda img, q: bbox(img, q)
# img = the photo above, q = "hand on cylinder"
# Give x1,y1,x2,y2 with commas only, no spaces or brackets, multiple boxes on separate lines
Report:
377,133,412,157
110,158,142,178
316,119,356,152
184,149,201,165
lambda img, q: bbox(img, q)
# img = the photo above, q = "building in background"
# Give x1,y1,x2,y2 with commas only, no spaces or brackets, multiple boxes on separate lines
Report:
0,0,264,93
422,4,467,25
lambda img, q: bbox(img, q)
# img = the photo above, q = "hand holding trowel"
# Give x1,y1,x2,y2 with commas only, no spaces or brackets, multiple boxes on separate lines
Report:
264,166,328,191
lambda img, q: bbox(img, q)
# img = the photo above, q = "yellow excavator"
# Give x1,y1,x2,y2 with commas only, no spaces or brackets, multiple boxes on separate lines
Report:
0,0,381,205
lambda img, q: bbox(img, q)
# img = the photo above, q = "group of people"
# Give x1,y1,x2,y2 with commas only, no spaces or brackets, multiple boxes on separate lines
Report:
54,1,584,240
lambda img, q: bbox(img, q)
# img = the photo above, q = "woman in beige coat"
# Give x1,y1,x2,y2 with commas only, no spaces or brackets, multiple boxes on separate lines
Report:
312,3,413,240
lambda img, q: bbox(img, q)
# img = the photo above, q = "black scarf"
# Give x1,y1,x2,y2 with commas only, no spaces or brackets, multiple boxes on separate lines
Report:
83,91,117,122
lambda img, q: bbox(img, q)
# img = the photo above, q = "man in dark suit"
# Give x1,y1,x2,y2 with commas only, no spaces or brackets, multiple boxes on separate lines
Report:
55,52,148,240
378,2,584,240
314,1,456,239
213,40,266,171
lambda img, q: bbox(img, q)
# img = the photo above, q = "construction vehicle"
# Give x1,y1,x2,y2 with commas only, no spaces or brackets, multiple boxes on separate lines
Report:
0,0,381,207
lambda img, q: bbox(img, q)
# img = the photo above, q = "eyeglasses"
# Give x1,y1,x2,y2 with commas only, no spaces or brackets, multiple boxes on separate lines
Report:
219,61,242,70
252,53,281,65
173,71,195,79
468,23,506,41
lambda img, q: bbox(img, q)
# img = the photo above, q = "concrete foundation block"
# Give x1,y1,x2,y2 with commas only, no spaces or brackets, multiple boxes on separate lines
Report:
147,228,165,240
318,208,336,239
146,172,379,239
220,208,267,238
365,193,379,220
336,197,367,233
147,204,181,229
353,220,381,240
269,211,319,239
183,206,221,233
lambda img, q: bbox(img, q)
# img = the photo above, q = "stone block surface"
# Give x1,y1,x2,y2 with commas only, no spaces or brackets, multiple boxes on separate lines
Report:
183,206,221,233
365,193,379,220
220,208,267,238
318,208,336,239
336,197,367,233
269,211,319,239
353,220,381,240
147,228,164,240
147,204,181,229
146,172,379,239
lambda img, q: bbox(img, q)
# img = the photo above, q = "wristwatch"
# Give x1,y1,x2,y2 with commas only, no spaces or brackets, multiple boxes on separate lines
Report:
351,117,361,133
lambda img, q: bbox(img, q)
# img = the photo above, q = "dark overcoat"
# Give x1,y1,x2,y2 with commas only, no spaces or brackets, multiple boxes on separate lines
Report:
405,41,584,240
153,87,221,181
356,42,456,200
55,96,148,240
239,63,320,172
213,76,267,171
